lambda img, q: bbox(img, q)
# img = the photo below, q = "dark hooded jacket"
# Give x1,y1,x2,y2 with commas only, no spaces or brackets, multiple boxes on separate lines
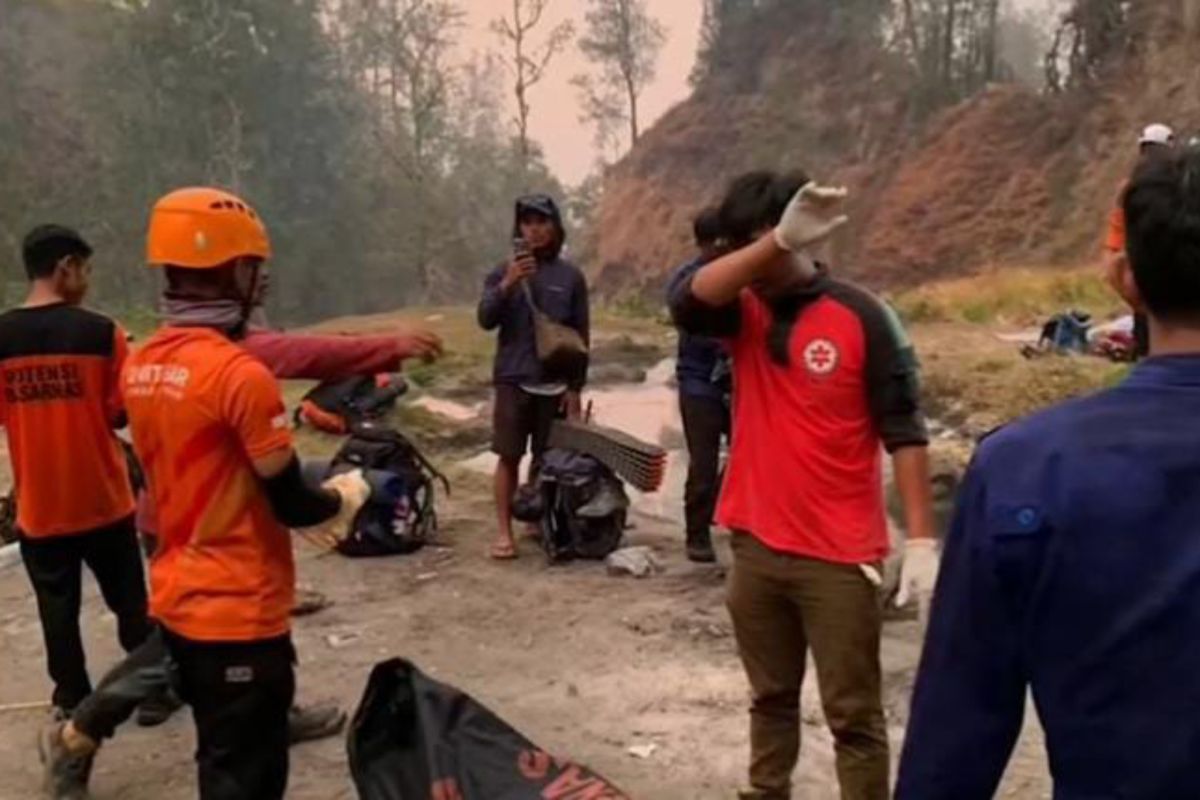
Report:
477,195,590,391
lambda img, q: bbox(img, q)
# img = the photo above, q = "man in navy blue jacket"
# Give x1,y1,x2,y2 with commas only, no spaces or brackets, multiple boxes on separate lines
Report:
897,146,1200,799
478,194,589,560
667,208,728,562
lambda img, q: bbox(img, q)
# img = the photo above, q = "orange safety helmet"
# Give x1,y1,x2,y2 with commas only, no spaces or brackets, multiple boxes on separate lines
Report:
146,187,271,269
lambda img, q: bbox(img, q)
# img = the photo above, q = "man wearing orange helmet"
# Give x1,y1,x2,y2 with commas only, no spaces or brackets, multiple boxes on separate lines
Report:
38,188,372,800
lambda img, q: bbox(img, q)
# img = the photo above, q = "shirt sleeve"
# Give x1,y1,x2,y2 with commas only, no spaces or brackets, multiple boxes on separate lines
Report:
1105,204,1126,254
860,298,928,451
477,264,509,331
108,325,130,428
895,455,1035,799
241,329,402,382
668,274,743,339
220,357,293,461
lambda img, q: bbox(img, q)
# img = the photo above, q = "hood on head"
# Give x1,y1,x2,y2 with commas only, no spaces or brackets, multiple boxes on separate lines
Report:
513,193,566,261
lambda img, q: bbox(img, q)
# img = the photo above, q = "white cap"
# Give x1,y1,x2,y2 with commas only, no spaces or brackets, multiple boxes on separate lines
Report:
1139,123,1174,146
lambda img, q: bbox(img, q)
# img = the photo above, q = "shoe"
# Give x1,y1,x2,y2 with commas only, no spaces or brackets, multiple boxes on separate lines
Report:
288,703,347,745
736,788,789,800
37,722,92,800
686,532,717,564
136,687,183,728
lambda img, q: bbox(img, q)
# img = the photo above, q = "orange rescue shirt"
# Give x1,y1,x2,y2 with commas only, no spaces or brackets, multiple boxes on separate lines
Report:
123,326,294,642
0,304,134,537
1106,181,1128,254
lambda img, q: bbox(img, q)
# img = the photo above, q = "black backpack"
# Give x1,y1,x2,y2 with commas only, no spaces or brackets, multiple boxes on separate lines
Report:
328,424,449,558
296,374,408,435
536,449,628,563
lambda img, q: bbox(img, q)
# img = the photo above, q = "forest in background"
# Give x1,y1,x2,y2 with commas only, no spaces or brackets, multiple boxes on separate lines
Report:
0,0,568,322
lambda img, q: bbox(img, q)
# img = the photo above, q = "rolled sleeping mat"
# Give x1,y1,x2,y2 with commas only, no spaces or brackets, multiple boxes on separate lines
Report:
548,420,667,493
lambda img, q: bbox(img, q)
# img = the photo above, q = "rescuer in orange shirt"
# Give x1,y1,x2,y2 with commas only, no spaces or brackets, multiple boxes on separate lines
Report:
38,188,370,800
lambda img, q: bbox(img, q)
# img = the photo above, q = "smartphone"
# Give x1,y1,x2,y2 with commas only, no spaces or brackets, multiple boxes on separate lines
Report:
512,237,531,258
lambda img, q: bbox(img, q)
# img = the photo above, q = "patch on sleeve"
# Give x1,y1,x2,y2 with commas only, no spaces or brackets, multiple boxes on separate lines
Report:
989,504,1046,538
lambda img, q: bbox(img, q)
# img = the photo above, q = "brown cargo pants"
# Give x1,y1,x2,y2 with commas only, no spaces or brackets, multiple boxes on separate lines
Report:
727,533,889,800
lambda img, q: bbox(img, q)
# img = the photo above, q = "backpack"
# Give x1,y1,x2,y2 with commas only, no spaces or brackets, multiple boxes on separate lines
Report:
328,423,449,557
296,373,408,435
536,448,628,563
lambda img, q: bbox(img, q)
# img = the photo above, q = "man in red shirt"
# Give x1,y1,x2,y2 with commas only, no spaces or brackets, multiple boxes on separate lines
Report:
671,172,938,800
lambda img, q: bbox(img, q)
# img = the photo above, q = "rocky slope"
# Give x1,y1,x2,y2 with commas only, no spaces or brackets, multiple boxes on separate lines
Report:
587,1,1200,295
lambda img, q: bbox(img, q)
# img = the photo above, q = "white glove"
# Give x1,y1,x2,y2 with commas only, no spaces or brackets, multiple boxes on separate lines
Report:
773,182,850,252
894,538,940,610
299,469,371,549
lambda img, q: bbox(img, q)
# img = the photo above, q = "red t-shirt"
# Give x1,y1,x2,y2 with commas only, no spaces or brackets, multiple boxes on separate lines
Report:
674,275,928,564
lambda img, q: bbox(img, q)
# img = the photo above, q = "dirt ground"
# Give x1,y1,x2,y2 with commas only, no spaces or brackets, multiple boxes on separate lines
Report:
0,475,1052,799
0,307,1067,798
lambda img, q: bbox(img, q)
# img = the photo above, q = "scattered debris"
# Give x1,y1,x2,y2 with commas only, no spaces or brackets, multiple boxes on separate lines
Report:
626,742,659,760
606,546,663,578
325,631,362,649
670,617,732,641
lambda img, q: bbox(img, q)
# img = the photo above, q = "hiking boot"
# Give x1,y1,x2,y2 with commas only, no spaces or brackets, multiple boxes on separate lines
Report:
686,532,717,564
736,788,789,800
37,722,92,800
135,687,183,728
288,703,347,745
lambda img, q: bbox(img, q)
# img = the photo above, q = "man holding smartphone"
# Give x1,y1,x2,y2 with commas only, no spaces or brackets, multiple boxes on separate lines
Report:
477,194,589,560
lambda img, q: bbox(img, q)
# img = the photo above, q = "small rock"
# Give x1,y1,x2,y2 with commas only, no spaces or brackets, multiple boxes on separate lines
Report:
416,572,439,582
606,546,663,578
325,631,361,649
566,683,580,698
626,742,659,760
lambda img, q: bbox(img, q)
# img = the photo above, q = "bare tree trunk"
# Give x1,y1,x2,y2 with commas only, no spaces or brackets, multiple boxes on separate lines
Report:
942,0,958,97
984,0,1000,80
1185,0,1200,35
626,75,639,144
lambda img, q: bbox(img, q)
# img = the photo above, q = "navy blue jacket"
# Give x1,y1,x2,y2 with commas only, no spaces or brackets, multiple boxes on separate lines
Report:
897,356,1200,800
477,257,589,391
666,257,726,401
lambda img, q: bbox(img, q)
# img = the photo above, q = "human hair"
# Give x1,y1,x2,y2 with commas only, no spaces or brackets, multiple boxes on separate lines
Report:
717,170,810,248
1124,146,1200,324
692,206,722,248
22,224,92,281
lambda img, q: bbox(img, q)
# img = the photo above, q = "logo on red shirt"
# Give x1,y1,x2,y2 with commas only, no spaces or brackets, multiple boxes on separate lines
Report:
803,338,839,376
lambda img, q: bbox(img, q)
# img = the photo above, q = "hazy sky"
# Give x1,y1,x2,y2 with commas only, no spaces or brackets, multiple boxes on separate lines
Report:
458,1,704,186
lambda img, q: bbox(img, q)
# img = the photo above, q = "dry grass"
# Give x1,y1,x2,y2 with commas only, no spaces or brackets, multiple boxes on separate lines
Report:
892,266,1123,327
912,323,1128,435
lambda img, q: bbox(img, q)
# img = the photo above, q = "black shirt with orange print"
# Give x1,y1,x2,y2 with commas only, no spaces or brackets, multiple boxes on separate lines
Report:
0,303,135,537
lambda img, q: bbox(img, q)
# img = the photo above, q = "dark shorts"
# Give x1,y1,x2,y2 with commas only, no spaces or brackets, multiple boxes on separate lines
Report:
491,384,561,462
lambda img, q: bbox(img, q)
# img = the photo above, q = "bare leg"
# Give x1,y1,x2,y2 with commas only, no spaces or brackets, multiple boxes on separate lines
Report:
491,456,521,559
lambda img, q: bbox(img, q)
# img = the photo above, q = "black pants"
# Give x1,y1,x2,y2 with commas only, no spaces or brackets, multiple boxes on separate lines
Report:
680,394,728,542
170,632,296,800
18,516,151,711
491,384,562,469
